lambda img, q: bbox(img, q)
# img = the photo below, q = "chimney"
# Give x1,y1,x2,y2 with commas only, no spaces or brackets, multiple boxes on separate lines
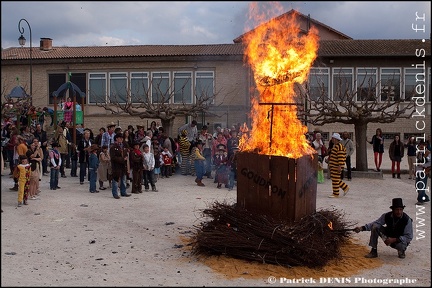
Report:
40,38,53,51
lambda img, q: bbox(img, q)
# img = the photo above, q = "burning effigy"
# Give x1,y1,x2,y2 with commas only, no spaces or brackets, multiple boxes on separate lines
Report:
191,4,351,267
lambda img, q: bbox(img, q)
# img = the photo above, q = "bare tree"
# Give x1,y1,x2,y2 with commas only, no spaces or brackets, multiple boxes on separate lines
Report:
296,70,415,171
1,77,32,129
93,77,224,136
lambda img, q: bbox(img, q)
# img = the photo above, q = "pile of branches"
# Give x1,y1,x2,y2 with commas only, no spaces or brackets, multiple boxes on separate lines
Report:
190,201,354,268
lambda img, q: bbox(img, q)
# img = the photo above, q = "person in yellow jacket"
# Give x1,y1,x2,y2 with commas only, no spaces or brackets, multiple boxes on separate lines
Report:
16,155,31,207
327,133,350,198
191,140,206,186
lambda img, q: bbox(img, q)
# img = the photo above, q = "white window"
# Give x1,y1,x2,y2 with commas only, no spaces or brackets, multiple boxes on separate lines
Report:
88,73,107,104
173,72,192,104
151,72,170,103
380,68,401,101
404,68,424,101
131,72,149,103
332,68,353,101
356,68,377,101
308,68,329,101
109,72,128,103
195,71,214,104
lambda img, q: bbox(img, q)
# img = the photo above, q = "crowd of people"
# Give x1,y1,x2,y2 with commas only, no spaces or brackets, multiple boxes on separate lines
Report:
1,110,430,207
1,117,244,205
308,129,431,203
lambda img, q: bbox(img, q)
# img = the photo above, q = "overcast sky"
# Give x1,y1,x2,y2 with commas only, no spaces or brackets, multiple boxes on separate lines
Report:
1,1,430,48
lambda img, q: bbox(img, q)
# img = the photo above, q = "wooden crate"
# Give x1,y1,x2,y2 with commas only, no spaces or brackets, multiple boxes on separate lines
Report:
236,152,318,223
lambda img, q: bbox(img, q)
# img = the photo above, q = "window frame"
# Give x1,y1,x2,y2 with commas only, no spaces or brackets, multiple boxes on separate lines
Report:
332,67,353,102
173,71,193,104
88,72,107,104
356,68,378,102
403,67,425,101
109,72,128,104
308,67,330,101
151,72,170,104
379,68,401,101
195,71,215,105
130,72,150,104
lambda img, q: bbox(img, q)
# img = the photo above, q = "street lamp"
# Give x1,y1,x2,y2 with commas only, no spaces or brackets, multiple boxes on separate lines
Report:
18,18,32,105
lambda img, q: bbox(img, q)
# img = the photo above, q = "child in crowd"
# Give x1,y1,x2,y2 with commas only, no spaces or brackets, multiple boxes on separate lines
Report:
153,147,161,181
49,142,62,190
98,145,111,190
192,140,206,186
214,144,229,189
129,142,144,194
88,144,100,193
161,145,173,178
17,155,31,207
142,144,158,192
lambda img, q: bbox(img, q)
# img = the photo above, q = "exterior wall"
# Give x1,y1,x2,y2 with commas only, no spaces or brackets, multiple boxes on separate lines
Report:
296,17,349,40
1,57,251,136
306,55,431,145
2,49,429,141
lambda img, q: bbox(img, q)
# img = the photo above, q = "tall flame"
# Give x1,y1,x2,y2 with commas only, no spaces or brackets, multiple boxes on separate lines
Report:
240,3,319,158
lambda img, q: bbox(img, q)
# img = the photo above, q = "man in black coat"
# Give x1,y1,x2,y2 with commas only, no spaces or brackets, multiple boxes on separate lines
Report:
109,133,131,199
354,198,413,259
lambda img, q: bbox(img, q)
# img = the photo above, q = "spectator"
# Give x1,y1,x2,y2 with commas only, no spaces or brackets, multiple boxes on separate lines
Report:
368,128,384,172
101,122,116,148
388,135,404,179
88,144,100,193
178,120,198,143
341,132,354,181
404,136,417,180
110,133,131,199
197,125,213,179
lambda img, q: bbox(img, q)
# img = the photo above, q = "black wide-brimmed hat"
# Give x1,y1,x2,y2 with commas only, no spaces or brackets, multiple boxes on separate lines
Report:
89,144,100,152
390,198,405,209
217,144,227,151
113,133,124,141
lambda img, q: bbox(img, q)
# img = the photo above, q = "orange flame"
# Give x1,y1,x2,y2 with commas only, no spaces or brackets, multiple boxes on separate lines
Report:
240,3,319,158
328,221,333,230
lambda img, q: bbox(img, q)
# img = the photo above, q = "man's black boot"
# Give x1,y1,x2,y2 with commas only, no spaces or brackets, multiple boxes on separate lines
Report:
365,248,378,258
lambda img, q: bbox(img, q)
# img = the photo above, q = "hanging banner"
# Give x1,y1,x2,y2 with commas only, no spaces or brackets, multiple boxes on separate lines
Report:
56,111,64,122
55,111,83,125
75,111,83,125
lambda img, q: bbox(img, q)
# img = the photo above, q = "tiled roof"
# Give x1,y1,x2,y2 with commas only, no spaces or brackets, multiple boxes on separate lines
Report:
1,40,430,61
318,39,431,57
1,44,245,60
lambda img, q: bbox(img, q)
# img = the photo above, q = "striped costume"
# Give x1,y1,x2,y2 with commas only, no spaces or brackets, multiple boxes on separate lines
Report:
179,132,191,175
328,142,349,196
